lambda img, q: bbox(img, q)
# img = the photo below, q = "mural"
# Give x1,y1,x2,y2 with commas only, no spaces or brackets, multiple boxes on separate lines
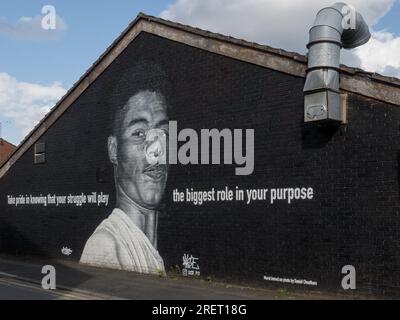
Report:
2,33,399,296
80,90,169,275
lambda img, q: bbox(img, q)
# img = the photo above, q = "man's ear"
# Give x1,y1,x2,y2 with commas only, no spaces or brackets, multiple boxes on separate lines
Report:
108,136,118,165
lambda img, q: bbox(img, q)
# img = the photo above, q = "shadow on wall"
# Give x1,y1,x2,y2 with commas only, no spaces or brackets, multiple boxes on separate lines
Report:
0,218,93,295
301,123,341,149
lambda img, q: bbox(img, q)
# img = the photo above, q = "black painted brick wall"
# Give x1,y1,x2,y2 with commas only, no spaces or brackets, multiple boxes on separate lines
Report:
0,32,399,297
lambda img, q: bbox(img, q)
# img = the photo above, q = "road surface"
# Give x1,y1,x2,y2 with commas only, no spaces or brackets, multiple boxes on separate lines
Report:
0,277,100,300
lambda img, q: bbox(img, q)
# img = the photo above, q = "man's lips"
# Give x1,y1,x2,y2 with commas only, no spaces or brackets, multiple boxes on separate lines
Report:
143,165,167,181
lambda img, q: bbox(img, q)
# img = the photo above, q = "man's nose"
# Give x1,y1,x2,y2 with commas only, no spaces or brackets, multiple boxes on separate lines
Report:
145,132,167,165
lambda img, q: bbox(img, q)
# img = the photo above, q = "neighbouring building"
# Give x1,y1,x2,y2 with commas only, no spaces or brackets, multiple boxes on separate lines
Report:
0,139,16,167
1,9,400,297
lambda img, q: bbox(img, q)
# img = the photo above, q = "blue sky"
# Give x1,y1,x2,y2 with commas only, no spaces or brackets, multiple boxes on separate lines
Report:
0,1,170,87
0,0,399,145
376,1,400,32
0,0,171,144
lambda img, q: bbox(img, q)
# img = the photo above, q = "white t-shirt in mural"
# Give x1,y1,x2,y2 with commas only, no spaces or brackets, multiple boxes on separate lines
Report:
80,208,165,275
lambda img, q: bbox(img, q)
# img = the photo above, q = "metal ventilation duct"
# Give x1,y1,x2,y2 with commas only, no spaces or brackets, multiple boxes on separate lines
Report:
304,2,371,123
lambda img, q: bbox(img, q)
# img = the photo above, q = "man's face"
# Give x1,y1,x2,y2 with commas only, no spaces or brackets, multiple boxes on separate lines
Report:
109,91,169,210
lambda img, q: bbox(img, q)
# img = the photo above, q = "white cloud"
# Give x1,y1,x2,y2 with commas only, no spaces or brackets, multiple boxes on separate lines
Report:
0,73,67,140
0,14,67,40
353,30,400,78
160,0,399,77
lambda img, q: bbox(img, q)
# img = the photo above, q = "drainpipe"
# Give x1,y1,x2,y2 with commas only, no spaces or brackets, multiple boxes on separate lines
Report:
304,2,371,124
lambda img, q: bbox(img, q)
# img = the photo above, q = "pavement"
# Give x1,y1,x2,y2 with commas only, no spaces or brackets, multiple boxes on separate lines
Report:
0,255,363,300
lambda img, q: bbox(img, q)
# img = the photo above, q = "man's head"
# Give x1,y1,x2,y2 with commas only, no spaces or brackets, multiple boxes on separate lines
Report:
108,90,169,210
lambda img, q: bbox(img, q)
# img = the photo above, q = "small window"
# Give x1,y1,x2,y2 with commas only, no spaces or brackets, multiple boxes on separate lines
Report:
34,142,46,164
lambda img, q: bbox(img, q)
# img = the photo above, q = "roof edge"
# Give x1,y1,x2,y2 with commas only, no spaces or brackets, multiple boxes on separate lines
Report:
139,13,400,88
0,139,17,148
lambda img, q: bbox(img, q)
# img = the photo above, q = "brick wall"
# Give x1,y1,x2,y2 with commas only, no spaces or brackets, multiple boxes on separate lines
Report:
0,32,399,296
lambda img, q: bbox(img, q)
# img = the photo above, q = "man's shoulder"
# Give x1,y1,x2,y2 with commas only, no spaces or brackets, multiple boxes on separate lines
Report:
80,224,124,268
86,228,118,249
81,213,121,256
86,210,120,245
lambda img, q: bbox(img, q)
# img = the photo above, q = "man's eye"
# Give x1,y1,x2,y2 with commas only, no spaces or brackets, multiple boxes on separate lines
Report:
132,130,145,138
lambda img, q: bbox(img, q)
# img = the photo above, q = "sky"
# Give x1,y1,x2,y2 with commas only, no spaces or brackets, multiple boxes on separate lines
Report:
0,0,399,145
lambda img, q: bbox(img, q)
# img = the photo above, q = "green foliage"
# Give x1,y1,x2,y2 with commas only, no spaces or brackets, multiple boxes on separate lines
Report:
277,288,289,298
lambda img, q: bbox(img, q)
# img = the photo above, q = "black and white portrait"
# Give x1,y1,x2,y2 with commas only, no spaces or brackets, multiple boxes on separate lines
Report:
80,63,170,275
